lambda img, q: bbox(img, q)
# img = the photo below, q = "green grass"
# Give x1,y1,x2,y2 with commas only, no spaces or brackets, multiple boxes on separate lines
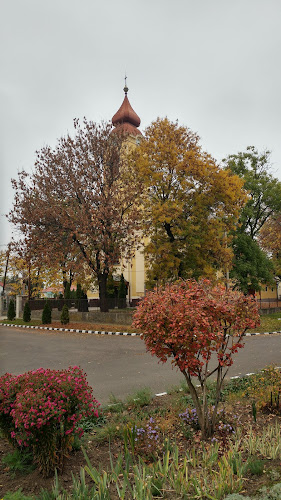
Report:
246,457,265,476
2,448,35,476
2,490,35,500
0,318,42,326
126,387,152,407
248,312,281,333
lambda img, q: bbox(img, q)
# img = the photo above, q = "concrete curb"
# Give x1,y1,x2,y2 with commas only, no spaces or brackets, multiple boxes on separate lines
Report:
0,323,140,336
1,322,281,337
154,368,281,397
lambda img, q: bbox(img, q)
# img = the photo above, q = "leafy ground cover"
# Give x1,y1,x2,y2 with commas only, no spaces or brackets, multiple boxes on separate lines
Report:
2,368,281,499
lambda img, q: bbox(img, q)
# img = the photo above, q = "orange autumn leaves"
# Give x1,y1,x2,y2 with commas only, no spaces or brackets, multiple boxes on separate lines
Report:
133,279,259,375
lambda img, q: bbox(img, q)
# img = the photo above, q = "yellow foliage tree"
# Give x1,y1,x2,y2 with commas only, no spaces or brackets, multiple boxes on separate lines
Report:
131,117,247,286
1,239,93,299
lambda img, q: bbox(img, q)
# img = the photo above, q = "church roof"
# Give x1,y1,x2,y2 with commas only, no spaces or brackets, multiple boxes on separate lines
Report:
112,84,142,136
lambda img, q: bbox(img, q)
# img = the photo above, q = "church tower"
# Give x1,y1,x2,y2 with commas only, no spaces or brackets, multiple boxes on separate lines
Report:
111,80,142,145
87,82,145,305
111,81,145,304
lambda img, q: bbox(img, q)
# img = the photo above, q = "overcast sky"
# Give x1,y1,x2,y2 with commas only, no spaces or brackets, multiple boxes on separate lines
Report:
1,0,281,248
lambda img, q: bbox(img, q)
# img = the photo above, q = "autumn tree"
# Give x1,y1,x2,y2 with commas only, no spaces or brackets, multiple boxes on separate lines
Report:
12,239,45,299
0,245,11,296
9,120,142,311
222,146,281,292
0,242,43,298
30,230,93,297
133,279,259,438
131,118,246,287
260,215,281,277
0,239,83,300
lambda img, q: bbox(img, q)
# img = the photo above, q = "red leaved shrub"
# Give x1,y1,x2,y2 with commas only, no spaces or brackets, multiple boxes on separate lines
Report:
133,279,260,438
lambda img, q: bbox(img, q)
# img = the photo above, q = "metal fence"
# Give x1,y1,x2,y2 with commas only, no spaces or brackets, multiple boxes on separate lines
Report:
23,297,128,311
258,299,281,309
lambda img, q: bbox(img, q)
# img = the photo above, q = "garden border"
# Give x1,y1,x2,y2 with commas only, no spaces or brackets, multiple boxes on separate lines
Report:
1,323,281,337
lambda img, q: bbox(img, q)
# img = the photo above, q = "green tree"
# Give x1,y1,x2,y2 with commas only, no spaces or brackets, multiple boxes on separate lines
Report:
223,146,281,238
7,299,16,321
230,233,274,293
76,283,88,312
23,301,31,322
60,304,69,325
76,283,82,301
64,282,71,300
42,301,52,324
106,273,116,298
223,146,281,292
118,274,127,299
118,274,127,308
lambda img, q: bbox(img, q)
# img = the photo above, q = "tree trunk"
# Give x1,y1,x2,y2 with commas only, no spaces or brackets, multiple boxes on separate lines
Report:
182,369,218,439
181,370,206,437
98,273,109,312
28,262,32,300
62,268,68,295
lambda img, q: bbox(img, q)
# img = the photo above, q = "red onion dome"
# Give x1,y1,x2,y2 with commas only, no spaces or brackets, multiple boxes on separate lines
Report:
111,84,142,136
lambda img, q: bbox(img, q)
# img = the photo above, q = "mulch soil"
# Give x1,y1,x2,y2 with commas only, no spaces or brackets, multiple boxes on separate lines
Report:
1,392,281,499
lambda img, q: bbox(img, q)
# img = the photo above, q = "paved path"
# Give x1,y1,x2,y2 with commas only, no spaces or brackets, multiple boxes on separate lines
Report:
1,326,281,404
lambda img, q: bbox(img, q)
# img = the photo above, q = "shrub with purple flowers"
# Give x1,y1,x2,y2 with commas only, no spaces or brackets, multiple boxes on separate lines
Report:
179,407,201,431
125,417,161,459
0,366,100,476
213,421,236,450
180,406,236,446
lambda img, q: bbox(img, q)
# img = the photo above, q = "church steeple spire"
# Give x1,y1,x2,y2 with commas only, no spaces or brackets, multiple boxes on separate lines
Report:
124,74,128,95
112,79,142,136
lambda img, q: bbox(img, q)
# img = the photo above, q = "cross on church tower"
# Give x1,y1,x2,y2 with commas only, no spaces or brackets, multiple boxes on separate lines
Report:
124,74,128,95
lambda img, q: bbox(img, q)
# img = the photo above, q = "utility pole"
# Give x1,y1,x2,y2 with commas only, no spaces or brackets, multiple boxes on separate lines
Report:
2,244,11,296
224,230,229,291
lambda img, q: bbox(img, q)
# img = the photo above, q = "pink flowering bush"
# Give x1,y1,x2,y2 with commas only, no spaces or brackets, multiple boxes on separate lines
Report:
0,366,100,476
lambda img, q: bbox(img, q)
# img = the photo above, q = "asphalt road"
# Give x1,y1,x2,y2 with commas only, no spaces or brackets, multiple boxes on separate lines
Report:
1,327,281,404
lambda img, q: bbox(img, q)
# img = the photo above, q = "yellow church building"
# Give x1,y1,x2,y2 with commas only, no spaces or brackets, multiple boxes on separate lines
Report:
87,83,146,305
